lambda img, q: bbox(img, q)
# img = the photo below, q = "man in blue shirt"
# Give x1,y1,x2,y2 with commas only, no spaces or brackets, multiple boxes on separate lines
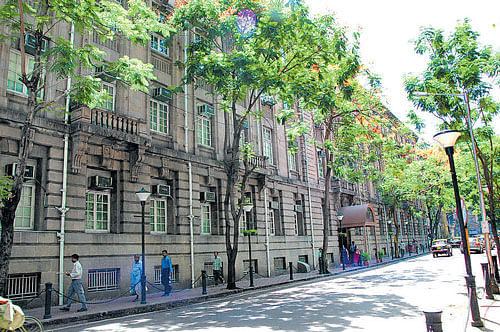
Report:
161,250,172,296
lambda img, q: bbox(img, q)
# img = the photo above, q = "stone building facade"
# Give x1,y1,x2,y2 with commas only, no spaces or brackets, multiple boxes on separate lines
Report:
0,1,427,304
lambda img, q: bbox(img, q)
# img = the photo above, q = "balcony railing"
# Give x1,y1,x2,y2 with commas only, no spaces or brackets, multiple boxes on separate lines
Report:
91,108,138,134
332,178,357,193
248,155,268,169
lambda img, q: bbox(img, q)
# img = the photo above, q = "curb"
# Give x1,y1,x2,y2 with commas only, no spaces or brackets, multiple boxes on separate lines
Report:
40,251,430,328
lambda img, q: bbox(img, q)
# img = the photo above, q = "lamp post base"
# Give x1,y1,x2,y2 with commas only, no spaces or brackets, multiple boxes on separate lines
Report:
465,275,483,327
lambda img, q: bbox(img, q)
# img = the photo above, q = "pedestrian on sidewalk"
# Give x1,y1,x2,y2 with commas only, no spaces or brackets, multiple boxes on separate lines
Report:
161,250,173,296
130,254,143,302
341,246,349,270
349,241,357,265
354,248,361,266
318,248,324,274
60,254,88,312
212,252,224,285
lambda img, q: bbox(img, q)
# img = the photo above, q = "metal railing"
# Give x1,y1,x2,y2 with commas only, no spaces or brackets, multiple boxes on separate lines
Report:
87,268,120,292
7,273,40,300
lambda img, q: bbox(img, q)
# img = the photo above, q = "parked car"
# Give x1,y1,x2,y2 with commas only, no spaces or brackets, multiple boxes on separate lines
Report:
460,237,484,254
449,237,461,248
432,239,453,257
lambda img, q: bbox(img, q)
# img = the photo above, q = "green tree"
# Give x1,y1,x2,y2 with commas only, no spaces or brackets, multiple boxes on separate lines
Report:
0,0,173,295
172,0,351,286
405,19,500,257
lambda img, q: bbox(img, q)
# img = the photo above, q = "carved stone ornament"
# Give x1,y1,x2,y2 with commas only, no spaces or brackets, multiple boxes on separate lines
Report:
159,157,171,179
71,134,89,174
0,137,16,154
207,166,215,186
129,145,147,183
101,144,115,170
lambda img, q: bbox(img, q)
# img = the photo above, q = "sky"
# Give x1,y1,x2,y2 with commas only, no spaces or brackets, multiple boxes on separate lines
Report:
305,0,500,142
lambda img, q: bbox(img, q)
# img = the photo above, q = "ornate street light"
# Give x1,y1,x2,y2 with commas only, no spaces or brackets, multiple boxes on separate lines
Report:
434,130,483,327
242,203,255,287
135,187,151,305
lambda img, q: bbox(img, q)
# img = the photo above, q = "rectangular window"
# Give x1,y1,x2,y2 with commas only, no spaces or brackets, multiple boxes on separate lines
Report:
263,127,273,165
197,115,212,146
85,191,110,232
239,211,248,235
274,257,286,272
150,198,167,233
268,209,275,236
154,264,179,284
243,259,258,274
288,150,297,172
7,50,41,97
150,100,169,134
151,34,170,56
298,255,308,264
201,204,211,234
317,149,325,178
14,185,35,230
6,272,40,300
87,268,120,292
100,82,115,112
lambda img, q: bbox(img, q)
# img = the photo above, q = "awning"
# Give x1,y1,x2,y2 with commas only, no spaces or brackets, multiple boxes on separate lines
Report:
339,204,377,228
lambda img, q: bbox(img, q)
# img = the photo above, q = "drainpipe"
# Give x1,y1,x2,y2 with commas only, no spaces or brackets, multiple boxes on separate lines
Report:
301,112,315,269
184,29,195,287
56,22,74,306
264,188,270,277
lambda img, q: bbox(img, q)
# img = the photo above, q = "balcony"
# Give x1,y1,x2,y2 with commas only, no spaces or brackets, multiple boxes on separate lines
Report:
70,106,143,144
248,154,269,171
331,178,357,195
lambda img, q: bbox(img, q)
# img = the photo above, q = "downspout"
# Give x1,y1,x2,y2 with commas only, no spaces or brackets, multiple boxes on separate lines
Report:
184,29,195,287
264,188,270,277
301,112,316,269
57,22,74,306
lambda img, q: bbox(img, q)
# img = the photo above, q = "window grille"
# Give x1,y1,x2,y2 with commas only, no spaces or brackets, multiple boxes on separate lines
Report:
154,264,178,284
87,268,120,292
7,273,40,300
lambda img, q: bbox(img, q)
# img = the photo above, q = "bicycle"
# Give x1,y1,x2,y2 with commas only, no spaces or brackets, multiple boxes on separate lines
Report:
0,316,44,332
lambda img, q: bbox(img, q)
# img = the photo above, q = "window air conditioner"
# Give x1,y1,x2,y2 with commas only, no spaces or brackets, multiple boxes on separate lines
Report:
197,104,215,117
200,191,216,202
4,163,35,179
89,176,113,190
153,87,172,103
24,33,49,56
271,201,279,210
152,184,171,197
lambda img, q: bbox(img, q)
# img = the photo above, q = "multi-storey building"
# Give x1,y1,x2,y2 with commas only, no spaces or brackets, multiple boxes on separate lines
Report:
0,1,426,304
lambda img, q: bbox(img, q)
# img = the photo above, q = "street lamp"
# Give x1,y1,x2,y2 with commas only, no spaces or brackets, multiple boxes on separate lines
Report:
405,221,410,256
434,130,483,327
243,203,255,287
135,187,151,304
387,219,394,259
338,214,345,270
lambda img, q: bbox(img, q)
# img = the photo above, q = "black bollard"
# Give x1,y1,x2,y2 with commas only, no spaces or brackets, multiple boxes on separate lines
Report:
423,311,442,332
492,255,500,283
481,263,495,299
289,262,293,280
44,282,52,319
201,270,207,295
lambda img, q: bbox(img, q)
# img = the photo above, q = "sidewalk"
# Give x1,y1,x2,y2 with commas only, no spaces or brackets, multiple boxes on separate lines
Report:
24,251,430,328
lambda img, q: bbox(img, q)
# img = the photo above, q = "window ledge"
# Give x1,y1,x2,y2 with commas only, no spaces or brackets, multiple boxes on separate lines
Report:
150,231,167,235
198,144,215,151
151,49,172,61
85,230,110,234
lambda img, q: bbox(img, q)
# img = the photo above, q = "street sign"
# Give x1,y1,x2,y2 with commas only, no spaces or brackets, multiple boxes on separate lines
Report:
457,198,468,227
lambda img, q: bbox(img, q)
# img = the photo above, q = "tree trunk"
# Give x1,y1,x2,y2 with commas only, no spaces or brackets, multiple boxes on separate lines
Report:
393,203,400,258
321,164,332,274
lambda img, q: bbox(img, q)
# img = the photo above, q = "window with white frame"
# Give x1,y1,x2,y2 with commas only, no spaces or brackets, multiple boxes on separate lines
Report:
150,198,167,233
294,212,299,236
100,82,115,112
201,204,211,234
151,33,169,56
288,150,297,172
8,50,41,97
239,211,247,235
150,100,169,134
197,114,212,146
268,209,275,235
85,191,110,231
317,149,325,178
14,185,35,230
263,127,273,165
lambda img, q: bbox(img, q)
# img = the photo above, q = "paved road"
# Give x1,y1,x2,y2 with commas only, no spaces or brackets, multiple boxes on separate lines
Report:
54,250,493,332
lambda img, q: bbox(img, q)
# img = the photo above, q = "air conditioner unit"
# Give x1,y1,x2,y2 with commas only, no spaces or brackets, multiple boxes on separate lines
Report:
242,120,249,129
24,33,49,56
4,164,35,179
295,204,302,213
200,191,216,202
153,87,172,102
271,201,279,210
152,184,171,197
197,104,215,117
95,65,117,82
89,176,113,190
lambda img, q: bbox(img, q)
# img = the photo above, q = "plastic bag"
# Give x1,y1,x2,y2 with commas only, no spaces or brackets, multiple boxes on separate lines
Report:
0,297,25,330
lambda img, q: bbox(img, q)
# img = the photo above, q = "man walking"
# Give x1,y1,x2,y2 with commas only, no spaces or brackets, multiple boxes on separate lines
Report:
130,254,142,302
161,250,172,296
60,254,88,312
212,252,224,285
349,241,357,265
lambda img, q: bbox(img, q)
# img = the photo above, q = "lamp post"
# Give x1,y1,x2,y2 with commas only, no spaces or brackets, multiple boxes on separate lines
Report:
135,187,151,305
434,130,483,327
416,91,496,283
405,221,410,256
338,214,344,269
387,219,394,259
243,203,255,287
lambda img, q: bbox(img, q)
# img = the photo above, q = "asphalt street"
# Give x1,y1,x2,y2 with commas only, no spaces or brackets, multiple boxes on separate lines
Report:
53,251,493,332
